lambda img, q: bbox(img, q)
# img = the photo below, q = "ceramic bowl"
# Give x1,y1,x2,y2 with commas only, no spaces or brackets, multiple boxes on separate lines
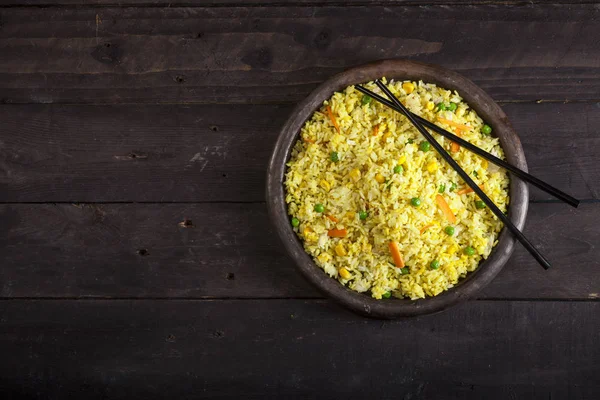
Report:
266,59,528,318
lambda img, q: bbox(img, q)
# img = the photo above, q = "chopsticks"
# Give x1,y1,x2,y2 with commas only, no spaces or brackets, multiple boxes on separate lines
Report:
355,85,580,208
370,80,551,270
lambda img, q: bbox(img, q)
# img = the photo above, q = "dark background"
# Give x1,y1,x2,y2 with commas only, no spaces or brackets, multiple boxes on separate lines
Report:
0,1,599,399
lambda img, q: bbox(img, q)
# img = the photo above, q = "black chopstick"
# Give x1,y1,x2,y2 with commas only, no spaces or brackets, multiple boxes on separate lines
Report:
354,85,580,208
372,80,551,270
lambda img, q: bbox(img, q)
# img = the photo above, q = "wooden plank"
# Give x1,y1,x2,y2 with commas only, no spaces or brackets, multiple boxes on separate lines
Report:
0,203,320,298
0,104,282,203
1,202,598,299
0,299,598,399
1,5,600,104
2,0,597,6
0,102,597,203
2,0,597,5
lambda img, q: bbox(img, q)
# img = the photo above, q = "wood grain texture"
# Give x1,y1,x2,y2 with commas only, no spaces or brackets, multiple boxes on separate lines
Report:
0,0,597,395
1,5,600,104
0,102,597,203
1,202,598,299
0,299,598,399
2,0,597,6
0,104,279,203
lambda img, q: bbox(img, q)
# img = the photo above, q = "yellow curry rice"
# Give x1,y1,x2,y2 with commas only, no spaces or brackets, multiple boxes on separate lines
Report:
284,79,509,300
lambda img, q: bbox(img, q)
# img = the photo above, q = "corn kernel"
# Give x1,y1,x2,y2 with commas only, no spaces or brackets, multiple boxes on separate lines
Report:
482,159,489,169
402,82,415,94
335,243,347,257
449,245,458,254
382,131,392,141
345,211,355,220
349,168,361,182
375,173,386,184
317,253,331,264
398,155,407,165
426,162,438,173
426,101,435,111
303,227,317,242
338,267,351,279
320,179,330,191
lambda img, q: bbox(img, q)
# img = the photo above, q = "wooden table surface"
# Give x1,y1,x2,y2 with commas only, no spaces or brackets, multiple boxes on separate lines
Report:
1,1,599,398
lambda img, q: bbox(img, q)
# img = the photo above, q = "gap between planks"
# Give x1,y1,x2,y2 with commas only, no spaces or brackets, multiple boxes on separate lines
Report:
0,297,597,302
1,1,599,8
2,99,600,107
0,199,598,204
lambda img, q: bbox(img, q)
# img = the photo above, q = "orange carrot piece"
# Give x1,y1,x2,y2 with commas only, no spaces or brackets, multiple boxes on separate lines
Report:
437,117,471,132
326,105,340,133
450,128,461,153
388,241,405,268
326,214,338,223
435,194,457,224
328,228,347,238
420,224,435,234
303,136,316,144
372,124,380,136
457,184,484,195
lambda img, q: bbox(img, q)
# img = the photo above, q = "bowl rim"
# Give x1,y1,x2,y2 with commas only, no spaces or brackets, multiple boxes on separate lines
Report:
266,59,529,318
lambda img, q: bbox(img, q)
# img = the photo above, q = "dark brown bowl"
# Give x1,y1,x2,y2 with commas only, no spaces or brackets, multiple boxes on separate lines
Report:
266,59,528,318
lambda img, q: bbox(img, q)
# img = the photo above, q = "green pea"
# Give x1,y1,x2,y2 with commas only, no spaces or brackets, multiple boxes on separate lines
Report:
359,211,368,220
475,200,486,209
419,141,431,152
314,203,324,213
472,171,478,177
400,267,409,275
436,102,447,112
438,184,446,193
481,124,492,135
448,102,458,112
382,291,392,299
291,217,300,227
450,182,458,192
430,260,440,270
410,197,421,207
393,165,403,174
444,226,455,236
330,151,339,162
361,95,372,105
464,246,476,256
